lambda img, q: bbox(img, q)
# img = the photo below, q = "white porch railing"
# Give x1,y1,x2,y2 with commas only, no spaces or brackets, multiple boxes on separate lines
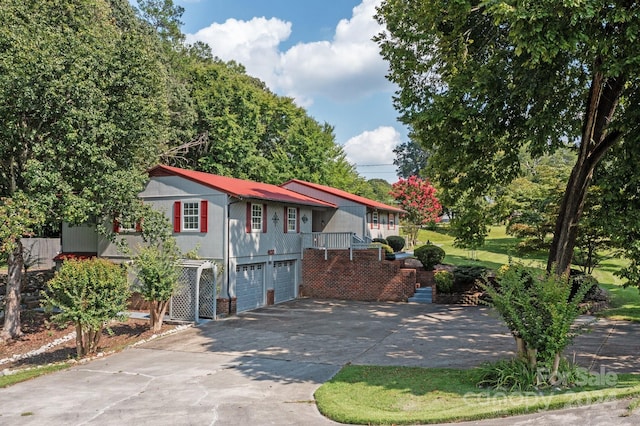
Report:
301,232,378,260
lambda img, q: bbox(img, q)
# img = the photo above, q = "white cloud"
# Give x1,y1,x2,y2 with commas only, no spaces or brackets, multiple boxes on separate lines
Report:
185,0,391,106
343,126,401,166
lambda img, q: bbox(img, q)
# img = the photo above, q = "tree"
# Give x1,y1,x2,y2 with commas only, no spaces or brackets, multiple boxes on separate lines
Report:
365,179,394,204
0,0,170,340
390,176,441,247
481,264,590,384
393,140,429,178
495,151,573,253
449,194,490,258
376,0,640,275
131,237,180,332
42,258,130,357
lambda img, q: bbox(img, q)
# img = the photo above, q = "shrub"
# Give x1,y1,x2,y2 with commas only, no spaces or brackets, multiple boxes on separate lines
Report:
452,265,489,292
372,237,388,245
414,243,445,270
434,270,453,294
41,258,130,357
386,235,405,252
372,242,395,260
132,239,180,332
480,264,591,386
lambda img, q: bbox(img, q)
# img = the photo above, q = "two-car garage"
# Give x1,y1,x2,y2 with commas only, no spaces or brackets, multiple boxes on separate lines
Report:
235,260,297,313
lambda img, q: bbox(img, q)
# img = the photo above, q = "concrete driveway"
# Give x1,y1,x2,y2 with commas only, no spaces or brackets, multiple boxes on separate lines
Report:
1,299,639,425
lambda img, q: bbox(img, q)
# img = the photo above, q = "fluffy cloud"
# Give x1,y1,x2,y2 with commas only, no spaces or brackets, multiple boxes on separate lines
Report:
185,0,391,106
343,126,401,166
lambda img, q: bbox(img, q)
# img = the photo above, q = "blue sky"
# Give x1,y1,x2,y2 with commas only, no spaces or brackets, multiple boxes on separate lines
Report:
172,0,407,182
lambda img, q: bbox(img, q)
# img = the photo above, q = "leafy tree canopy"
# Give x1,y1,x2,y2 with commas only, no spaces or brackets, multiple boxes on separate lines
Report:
376,0,640,274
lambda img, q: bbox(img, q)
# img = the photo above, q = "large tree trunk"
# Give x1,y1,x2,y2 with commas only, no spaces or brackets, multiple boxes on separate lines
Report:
547,68,625,274
1,239,24,341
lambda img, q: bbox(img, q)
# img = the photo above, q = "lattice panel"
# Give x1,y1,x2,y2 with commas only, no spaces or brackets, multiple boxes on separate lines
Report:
170,263,217,321
198,268,216,319
170,268,197,321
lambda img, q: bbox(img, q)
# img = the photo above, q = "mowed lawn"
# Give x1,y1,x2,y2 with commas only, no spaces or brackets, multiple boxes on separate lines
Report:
413,225,640,322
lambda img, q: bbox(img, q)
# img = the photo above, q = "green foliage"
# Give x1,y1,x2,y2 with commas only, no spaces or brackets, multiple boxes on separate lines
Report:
481,264,591,381
376,0,640,274
386,235,405,252
414,244,445,271
449,195,490,253
393,140,429,179
434,270,453,294
476,359,538,392
452,265,488,291
372,238,388,245
41,258,130,357
132,239,180,303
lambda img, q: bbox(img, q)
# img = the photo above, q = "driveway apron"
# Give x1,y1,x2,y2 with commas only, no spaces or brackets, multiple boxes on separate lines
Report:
1,299,638,425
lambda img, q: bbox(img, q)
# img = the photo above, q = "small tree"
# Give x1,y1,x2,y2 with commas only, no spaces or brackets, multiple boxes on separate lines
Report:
390,176,441,247
481,264,590,385
42,258,130,357
131,238,181,332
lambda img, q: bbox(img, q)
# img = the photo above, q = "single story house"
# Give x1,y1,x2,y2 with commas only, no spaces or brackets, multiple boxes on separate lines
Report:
59,165,404,314
282,179,405,241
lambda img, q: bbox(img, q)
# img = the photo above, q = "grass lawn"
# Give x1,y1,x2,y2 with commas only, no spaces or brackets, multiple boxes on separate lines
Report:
315,365,640,425
0,364,70,388
410,225,640,322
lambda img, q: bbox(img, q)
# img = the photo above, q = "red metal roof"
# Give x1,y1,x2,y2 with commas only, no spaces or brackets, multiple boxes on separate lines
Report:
148,165,336,208
281,179,405,213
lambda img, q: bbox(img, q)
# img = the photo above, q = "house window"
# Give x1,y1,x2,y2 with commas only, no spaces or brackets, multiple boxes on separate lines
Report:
388,213,395,229
287,207,297,233
173,200,208,233
251,204,263,231
372,211,379,229
182,202,200,231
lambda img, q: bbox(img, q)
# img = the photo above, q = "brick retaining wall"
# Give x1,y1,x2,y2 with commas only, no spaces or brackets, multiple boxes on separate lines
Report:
301,249,416,302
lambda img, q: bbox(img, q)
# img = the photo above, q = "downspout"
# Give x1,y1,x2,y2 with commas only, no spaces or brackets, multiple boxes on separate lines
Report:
225,197,231,315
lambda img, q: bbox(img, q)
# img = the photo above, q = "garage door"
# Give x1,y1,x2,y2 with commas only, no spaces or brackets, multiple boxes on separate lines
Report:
235,263,264,312
274,260,296,303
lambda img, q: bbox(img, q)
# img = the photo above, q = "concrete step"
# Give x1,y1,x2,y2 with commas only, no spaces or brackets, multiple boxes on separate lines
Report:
409,286,433,303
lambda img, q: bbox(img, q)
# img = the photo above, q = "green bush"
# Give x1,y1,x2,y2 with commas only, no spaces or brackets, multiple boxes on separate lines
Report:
386,235,405,252
452,265,488,291
434,270,453,294
372,237,388,245
372,242,395,260
132,239,180,332
480,264,591,387
414,243,445,270
42,258,130,357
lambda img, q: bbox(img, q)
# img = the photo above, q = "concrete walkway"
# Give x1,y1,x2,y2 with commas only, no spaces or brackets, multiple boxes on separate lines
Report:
1,299,639,425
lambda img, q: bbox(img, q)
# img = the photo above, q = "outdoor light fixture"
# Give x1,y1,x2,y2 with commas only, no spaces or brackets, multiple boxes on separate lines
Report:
301,214,308,224
272,212,279,225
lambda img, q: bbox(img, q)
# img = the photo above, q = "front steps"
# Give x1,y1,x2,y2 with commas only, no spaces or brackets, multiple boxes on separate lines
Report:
408,286,432,303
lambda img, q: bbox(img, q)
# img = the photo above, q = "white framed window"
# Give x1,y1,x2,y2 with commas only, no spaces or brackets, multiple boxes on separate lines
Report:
388,213,395,229
372,211,379,229
182,201,200,231
287,207,297,233
251,203,263,232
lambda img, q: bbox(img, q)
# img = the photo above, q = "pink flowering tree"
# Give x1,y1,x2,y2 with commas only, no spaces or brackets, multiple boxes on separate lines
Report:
390,176,442,247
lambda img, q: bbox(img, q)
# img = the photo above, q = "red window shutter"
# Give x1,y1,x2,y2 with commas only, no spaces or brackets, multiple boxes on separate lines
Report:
246,203,251,233
173,201,181,233
263,204,268,233
283,206,288,233
200,200,208,232
296,208,300,233
113,219,120,233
